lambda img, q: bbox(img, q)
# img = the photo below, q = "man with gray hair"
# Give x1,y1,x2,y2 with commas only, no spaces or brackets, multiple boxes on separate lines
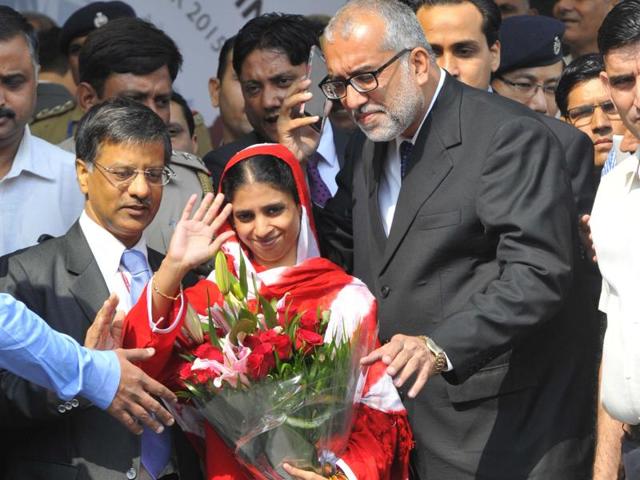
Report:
279,0,599,478
0,98,202,480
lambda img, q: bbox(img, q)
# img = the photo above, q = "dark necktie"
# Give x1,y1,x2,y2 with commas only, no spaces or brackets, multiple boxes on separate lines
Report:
400,141,413,180
307,152,333,207
120,249,171,479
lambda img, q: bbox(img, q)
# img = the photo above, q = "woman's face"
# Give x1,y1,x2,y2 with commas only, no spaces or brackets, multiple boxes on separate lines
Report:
231,181,301,269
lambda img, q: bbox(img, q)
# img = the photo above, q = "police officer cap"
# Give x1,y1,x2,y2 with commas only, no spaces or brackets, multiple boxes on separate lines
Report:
60,1,136,54
496,15,565,76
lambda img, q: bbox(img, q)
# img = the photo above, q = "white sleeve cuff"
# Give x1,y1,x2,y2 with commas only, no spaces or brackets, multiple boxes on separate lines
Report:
336,459,357,480
146,278,185,334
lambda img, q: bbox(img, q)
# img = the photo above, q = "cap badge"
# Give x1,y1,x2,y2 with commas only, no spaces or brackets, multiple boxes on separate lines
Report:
553,35,561,56
94,11,109,28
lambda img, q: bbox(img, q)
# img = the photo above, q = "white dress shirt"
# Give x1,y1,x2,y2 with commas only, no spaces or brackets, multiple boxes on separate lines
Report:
316,120,341,195
591,152,640,424
0,127,84,256
378,72,446,235
79,211,149,313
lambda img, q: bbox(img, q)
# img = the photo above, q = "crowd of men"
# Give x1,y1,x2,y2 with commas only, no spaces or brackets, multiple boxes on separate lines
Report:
1,0,639,478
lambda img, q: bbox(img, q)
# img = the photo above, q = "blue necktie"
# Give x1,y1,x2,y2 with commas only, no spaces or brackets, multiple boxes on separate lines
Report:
307,152,333,207
120,249,171,479
400,141,413,180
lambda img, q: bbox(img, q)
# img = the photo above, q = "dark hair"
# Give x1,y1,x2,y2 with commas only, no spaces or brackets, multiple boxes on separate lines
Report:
217,35,236,80
79,17,182,96
37,26,69,75
232,13,319,77
555,53,604,117
76,97,171,165
401,0,501,46
0,6,39,64
21,11,57,33
221,155,299,205
598,0,640,57
171,91,195,137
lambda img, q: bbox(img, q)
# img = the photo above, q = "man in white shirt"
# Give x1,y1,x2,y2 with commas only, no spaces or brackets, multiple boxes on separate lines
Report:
590,2,640,478
0,7,83,257
0,98,202,480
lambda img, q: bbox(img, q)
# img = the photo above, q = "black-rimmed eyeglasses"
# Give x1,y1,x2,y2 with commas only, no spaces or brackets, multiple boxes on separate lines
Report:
319,48,413,100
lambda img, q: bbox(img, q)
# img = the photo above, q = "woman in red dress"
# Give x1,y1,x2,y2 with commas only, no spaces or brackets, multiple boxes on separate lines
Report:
122,144,412,480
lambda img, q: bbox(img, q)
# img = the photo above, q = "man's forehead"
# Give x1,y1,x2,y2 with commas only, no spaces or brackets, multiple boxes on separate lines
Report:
240,48,303,78
103,70,172,94
604,43,640,71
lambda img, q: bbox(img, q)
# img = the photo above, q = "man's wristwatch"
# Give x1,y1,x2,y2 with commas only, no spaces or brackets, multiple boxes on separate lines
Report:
419,336,447,374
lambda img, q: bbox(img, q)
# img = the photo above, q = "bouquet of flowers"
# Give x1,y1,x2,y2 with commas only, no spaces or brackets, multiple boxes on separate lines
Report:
176,251,372,479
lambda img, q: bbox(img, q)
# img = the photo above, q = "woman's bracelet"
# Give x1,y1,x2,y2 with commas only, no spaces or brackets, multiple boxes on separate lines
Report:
152,275,182,301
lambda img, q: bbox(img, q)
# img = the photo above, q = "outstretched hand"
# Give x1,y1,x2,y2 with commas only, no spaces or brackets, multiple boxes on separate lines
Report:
277,77,326,162
85,293,124,349
360,334,438,398
107,347,177,435
166,192,234,274
282,463,329,479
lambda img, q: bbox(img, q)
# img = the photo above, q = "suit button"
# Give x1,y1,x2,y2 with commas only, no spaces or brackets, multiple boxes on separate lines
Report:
126,467,137,479
71,399,79,408
57,404,66,413
64,401,73,411
380,285,391,298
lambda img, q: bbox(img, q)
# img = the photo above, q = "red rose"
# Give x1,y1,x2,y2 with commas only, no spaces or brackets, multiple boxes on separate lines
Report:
193,343,223,362
178,362,194,382
271,333,292,360
246,342,276,380
299,310,320,332
242,333,261,350
295,328,324,355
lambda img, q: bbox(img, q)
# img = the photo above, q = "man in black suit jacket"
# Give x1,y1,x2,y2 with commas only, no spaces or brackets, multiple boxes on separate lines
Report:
0,99,202,479
279,1,599,478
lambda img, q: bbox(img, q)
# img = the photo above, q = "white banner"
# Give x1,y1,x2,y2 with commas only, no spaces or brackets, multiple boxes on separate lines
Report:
8,0,345,125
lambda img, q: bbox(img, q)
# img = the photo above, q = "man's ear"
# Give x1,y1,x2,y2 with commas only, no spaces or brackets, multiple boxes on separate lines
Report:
209,77,221,108
76,158,91,196
412,47,432,86
600,70,611,94
77,82,100,112
490,40,501,74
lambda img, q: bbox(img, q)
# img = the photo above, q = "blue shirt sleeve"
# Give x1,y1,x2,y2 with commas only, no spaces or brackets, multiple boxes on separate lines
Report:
0,293,120,410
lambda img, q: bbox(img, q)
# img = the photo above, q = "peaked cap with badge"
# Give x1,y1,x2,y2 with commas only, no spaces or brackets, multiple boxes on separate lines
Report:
496,15,566,76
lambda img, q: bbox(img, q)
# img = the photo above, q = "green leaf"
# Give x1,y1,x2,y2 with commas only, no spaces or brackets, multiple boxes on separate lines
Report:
238,246,248,299
230,317,257,344
259,296,277,329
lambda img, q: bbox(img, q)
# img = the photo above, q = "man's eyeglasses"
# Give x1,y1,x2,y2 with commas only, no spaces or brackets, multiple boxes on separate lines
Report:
496,76,558,98
566,101,620,127
93,161,175,188
320,48,413,100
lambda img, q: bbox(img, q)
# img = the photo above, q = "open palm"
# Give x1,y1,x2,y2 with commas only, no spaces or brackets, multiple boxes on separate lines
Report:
166,193,233,272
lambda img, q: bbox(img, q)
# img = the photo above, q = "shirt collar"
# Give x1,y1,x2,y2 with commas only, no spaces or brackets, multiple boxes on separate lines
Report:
79,210,148,278
394,67,446,152
316,120,338,168
5,126,55,181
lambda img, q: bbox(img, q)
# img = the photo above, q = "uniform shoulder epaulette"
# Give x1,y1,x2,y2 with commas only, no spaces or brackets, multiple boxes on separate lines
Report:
33,99,76,122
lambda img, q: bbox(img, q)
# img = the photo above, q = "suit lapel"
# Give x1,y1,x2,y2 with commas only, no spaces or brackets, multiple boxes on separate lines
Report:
64,222,110,325
378,75,462,276
365,140,388,257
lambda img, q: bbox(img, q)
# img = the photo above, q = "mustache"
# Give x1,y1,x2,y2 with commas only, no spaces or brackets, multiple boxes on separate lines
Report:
0,108,16,119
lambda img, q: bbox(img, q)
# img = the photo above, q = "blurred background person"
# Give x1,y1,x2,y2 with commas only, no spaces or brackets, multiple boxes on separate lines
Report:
491,15,565,117
553,0,617,62
412,0,501,90
169,91,198,155
495,0,537,17
556,53,627,178
207,35,252,148
29,1,136,145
